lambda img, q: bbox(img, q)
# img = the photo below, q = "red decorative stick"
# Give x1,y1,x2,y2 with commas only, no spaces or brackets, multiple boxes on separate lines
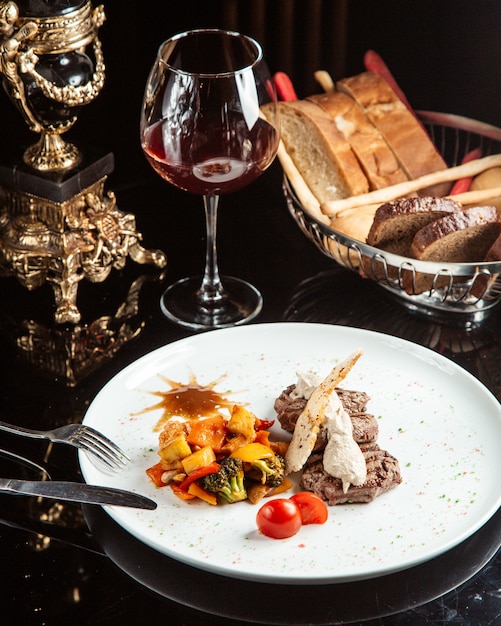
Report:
449,147,483,194
364,49,447,160
363,50,415,115
273,71,298,101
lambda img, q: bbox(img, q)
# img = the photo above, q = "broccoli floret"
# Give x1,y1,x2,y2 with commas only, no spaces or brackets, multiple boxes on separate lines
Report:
250,454,285,487
202,457,247,503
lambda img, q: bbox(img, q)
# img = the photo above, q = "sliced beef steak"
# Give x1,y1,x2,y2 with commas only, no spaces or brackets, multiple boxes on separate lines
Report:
274,385,376,445
351,413,379,443
301,443,402,505
336,388,371,414
274,385,306,432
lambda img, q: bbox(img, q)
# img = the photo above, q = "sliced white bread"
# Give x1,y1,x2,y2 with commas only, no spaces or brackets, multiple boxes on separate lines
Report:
307,91,409,190
337,72,450,196
273,100,370,204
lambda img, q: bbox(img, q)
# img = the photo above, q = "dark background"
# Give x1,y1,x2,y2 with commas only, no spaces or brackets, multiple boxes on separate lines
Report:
2,0,501,187
0,4,500,624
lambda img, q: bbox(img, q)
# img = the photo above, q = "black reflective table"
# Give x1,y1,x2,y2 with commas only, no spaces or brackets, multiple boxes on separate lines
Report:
1,2,500,621
0,158,499,625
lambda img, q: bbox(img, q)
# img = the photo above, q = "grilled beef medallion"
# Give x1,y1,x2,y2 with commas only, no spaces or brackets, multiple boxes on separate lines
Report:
275,382,402,504
274,385,378,447
301,444,402,505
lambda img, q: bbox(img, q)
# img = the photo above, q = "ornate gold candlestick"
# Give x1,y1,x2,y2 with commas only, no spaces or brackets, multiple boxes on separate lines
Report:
0,1,167,324
0,0,105,171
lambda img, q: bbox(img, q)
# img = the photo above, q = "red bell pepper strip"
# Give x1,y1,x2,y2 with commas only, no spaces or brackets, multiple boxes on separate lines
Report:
273,71,298,101
254,417,275,431
146,461,167,487
170,483,196,501
178,461,221,492
449,147,482,194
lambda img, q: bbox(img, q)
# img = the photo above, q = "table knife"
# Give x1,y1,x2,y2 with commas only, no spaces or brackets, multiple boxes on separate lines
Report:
0,478,157,509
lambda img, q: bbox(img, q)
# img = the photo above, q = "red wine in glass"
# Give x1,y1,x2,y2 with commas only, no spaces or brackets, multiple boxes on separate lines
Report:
140,29,280,330
143,117,278,196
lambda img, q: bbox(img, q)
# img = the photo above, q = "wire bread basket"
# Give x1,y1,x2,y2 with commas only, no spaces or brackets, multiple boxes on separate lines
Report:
284,111,501,323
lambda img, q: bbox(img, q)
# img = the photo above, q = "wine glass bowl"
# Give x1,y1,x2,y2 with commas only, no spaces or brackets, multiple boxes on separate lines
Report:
140,29,279,329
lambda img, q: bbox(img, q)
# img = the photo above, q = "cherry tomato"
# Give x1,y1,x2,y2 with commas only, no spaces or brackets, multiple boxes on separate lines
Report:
256,498,302,539
290,492,328,525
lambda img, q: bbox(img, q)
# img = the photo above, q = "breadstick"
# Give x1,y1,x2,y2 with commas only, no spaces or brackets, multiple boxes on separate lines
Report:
314,70,335,93
276,140,330,224
321,153,501,216
448,185,501,206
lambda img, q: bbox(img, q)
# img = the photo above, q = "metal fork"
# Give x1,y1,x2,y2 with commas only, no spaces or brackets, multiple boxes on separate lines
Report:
0,420,130,471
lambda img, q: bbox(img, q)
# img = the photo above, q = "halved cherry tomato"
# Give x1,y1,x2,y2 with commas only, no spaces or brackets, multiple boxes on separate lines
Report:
256,498,302,539
290,492,328,525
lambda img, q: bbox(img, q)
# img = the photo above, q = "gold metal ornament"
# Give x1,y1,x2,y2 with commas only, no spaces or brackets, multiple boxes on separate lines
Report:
0,0,105,171
0,155,167,324
0,2,167,324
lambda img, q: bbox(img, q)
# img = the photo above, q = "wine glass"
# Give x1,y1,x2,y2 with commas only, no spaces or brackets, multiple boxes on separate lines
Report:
140,29,280,330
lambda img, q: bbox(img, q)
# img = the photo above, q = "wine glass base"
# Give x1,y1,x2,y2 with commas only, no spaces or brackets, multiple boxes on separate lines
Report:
160,276,263,331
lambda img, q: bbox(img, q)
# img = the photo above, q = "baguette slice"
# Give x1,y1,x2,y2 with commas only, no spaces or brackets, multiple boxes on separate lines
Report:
273,100,369,204
405,206,501,294
308,91,409,190
337,72,450,196
366,196,463,256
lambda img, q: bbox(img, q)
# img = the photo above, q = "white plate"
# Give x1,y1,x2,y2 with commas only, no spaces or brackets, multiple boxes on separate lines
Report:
80,322,501,584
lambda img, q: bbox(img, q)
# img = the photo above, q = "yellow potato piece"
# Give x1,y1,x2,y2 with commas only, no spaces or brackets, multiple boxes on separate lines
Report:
227,405,257,441
181,445,216,475
158,434,192,463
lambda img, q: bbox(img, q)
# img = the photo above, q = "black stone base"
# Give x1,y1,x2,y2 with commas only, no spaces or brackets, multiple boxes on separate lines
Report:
0,152,115,203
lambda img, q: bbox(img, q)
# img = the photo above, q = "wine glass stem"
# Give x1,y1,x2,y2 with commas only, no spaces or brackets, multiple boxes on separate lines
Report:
198,194,225,308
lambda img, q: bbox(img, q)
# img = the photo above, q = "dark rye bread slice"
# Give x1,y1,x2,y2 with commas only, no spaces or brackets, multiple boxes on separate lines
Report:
337,71,450,196
404,205,501,294
366,196,463,256
307,91,409,190
362,196,462,282
469,233,501,298
410,205,501,261
484,233,501,261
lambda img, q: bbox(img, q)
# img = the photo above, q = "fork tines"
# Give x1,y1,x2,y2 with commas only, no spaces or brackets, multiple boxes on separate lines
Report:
77,427,130,470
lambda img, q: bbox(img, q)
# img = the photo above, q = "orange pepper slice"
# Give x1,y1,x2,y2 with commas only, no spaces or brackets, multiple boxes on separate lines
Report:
230,442,274,462
188,481,218,505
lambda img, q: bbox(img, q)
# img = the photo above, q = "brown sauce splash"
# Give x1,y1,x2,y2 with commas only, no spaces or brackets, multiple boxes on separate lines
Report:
134,372,237,431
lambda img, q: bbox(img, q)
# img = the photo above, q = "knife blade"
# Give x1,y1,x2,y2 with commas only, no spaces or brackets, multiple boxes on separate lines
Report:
0,478,157,509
